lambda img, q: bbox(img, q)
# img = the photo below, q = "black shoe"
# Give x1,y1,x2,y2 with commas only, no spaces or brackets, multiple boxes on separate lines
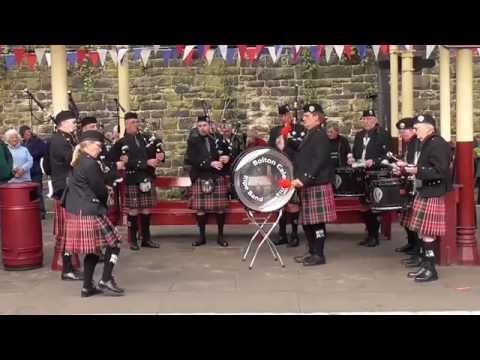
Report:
273,233,288,246
414,267,438,282
192,239,206,247
358,237,369,246
81,287,103,298
142,239,160,248
287,233,300,248
302,254,326,266
404,257,423,268
366,237,379,247
395,243,415,253
217,235,228,247
294,252,311,263
405,248,419,256
98,279,125,296
407,266,427,278
61,271,83,281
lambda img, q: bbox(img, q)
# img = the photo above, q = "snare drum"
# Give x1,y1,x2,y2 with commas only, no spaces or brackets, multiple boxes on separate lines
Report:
333,167,366,197
367,177,408,211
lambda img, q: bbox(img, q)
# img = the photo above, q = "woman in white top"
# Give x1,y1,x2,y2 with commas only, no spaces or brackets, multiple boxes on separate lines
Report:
5,128,33,183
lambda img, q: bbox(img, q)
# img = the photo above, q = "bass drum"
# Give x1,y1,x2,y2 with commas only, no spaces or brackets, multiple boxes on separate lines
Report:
233,146,295,213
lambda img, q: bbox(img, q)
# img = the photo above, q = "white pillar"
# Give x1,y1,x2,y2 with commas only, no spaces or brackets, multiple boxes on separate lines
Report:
50,45,68,116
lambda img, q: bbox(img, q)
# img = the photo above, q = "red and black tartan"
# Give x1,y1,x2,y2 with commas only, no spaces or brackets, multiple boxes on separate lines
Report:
65,212,122,254
299,183,337,225
124,184,155,210
53,199,67,248
399,207,413,228
188,176,229,212
407,195,446,237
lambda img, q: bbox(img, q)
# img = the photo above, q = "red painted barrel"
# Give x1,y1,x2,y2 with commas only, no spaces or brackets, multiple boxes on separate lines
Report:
0,182,43,270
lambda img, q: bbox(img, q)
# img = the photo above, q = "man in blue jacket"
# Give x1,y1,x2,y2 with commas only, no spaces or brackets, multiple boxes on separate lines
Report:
19,125,48,219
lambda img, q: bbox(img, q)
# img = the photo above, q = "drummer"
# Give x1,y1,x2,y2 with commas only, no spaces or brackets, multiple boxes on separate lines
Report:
291,104,337,266
392,118,422,267
268,104,306,247
348,109,392,247
326,121,351,168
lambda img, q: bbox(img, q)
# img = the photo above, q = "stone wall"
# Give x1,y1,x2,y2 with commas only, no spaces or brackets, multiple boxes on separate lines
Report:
1,48,479,176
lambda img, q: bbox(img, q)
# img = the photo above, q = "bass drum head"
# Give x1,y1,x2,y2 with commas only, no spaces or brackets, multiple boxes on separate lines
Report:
233,146,295,213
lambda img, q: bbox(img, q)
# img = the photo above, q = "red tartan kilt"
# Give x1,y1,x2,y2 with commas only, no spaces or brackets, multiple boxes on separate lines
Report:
188,176,229,212
399,207,413,227
53,200,66,245
407,195,446,237
124,184,155,210
299,183,337,225
65,212,122,254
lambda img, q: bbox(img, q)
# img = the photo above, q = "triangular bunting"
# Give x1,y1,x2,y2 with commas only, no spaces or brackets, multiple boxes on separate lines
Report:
380,45,389,56
226,47,235,65
67,52,76,66
13,48,25,67
333,45,344,60
267,46,277,63
344,45,352,59
45,53,51,67
255,45,264,60
404,45,413,51
275,45,283,60
310,46,319,63
372,45,381,60
77,49,87,65
176,45,185,58
162,48,172,65
325,45,334,62
153,45,160,54
140,48,152,67
183,48,194,66
133,48,141,62
206,48,215,65
318,45,325,59
238,45,247,63
357,45,367,60
182,45,195,61
197,45,205,59
247,47,256,65
218,45,228,60
34,48,46,65
109,49,118,65
27,53,36,70
117,48,128,64
97,49,107,66
426,45,437,59
89,51,99,66
5,54,15,69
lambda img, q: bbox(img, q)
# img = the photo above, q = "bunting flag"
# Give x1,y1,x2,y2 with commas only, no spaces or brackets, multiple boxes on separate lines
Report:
334,45,344,60
140,48,152,67
67,52,76,66
238,45,247,63
267,46,277,63
426,45,437,59
310,45,319,63
275,45,283,60
176,45,185,58
196,45,205,59
380,45,389,56
206,48,215,65
372,45,380,60
153,45,160,54
344,45,352,59
226,47,235,65
89,51,99,66
162,48,172,65
218,45,228,60
247,47,256,65
109,49,118,65
117,48,128,64
97,48,107,66
45,53,51,67
34,47,46,65
77,49,87,65
404,45,413,51
133,48,141,62
318,45,325,59
5,54,15,69
357,45,367,60
182,45,195,61
202,45,210,59
27,53,36,70
293,45,303,62
13,48,25,66
255,45,264,60
325,45,334,62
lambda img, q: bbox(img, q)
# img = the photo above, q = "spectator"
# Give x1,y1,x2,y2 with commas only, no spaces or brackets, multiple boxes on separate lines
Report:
5,128,33,184
0,133,13,184
245,128,267,149
19,125,48,218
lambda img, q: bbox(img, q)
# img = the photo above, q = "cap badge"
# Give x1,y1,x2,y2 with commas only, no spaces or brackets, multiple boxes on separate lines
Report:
309,105,315,112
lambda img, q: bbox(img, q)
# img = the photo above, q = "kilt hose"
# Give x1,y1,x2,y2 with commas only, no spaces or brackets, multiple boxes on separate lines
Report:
53,199,67,249
299,183,337,226
407,195,446,237
124,184,155,210
188,176,229,213
65,212,122,254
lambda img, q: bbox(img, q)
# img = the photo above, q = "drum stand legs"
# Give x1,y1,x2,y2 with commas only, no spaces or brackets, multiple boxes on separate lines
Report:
242,209,285,269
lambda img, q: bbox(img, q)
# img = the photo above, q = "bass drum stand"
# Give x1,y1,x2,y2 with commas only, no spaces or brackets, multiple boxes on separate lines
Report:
241,208,285,269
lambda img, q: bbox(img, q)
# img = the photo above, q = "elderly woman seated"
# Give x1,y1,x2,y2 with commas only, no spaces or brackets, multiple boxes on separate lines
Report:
4,128,33,183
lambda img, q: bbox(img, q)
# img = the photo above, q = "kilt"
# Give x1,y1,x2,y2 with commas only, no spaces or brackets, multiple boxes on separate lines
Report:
65,212,122,254
124,184,155,210
188,176,229,212
399,207,413,228
299,183,337,225
53,199,67,247
407,195,446,237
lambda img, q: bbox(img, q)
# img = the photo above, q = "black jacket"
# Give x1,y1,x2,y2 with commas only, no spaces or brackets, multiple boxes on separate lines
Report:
110,133,163,185
186,134,230,182
352,124,392,168
268,123,306,160
329,135,351,168
403,136,422,164
216,135,238,174
49,131,76,199
23,135,47,178
293,125,333,187
0,140,13,183
63,153,108,216
416,133,452,198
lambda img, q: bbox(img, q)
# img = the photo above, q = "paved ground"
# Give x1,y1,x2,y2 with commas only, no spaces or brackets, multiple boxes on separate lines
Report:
1,212,480,314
